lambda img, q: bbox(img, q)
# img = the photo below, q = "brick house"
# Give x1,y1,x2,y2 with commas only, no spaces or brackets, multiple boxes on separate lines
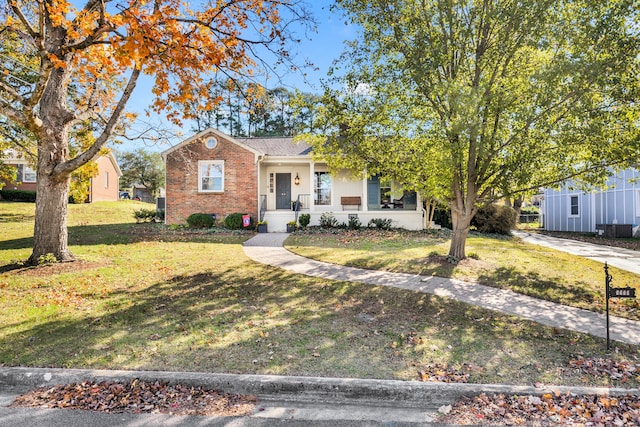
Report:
1,149,37,192
88,152,122,202
2,149,122,202
162,128,427,232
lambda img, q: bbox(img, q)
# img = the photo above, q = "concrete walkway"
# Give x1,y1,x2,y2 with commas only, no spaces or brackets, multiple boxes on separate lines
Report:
243,233,640,346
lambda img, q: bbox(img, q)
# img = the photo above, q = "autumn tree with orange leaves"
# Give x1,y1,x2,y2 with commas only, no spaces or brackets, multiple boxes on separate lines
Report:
0,0,311,264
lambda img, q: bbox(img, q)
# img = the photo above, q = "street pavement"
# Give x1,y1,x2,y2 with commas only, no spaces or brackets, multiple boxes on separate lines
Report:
2,230,640,425
1,367,635,426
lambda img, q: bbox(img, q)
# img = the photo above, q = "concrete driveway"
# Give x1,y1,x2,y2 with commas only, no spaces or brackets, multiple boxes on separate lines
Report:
513,230,640,275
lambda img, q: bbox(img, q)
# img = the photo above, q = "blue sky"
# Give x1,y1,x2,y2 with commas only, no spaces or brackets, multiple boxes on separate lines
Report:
118,1,353,153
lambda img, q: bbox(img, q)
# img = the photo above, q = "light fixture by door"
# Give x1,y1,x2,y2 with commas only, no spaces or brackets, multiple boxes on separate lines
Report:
294,173,300,185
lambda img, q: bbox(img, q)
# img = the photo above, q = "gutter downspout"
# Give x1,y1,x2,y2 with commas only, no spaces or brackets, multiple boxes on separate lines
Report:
162,153,167,225
256,154,264,222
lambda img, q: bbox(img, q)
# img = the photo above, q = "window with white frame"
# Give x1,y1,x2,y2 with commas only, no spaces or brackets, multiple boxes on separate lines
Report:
636,190,640,217
569,195,580,217
19,165,36,183
314,171,331,205
198,160,224,192
104,171,109,188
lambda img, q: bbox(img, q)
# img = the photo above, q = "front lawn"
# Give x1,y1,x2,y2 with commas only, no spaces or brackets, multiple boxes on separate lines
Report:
286,229,640,321
1,201,639,388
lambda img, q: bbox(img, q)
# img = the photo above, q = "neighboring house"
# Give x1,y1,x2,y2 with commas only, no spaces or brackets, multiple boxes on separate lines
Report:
1,148,37,192
88,152,123,202
543,168,640,237
127,184,154,203
2,149,122,202
162,128,427,232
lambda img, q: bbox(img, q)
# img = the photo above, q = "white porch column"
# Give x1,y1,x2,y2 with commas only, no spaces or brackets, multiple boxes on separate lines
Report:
361,171,368,212
310,161,315,213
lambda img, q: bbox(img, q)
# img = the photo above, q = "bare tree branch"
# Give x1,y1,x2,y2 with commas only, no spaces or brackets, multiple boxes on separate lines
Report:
8,0,39,40
61,68,140,175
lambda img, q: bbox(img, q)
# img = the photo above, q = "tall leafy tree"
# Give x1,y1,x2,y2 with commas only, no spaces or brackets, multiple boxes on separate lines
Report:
315,0,639,260
289,90,323,134
1,0,311,264
186,81,318,137
118,148,165,197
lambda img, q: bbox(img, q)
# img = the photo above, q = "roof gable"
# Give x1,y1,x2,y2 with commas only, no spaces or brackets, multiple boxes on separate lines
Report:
161,128,261,158
162,128,313,158
102,152,123,177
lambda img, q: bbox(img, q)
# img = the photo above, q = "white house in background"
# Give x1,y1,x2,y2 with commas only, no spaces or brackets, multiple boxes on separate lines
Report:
162,128,428,232
543,168,640,237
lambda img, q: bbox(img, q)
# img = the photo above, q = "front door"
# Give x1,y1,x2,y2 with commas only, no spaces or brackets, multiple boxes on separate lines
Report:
276,173,291,209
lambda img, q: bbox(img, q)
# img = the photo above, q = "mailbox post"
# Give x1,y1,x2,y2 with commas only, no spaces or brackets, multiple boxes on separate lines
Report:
604,262,636,350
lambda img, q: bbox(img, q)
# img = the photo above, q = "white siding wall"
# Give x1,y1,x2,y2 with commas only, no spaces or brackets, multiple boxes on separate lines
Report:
544,169,640,233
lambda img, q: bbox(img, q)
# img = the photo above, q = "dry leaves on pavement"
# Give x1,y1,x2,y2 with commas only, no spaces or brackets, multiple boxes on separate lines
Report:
438,392,640,426
10,379,256,416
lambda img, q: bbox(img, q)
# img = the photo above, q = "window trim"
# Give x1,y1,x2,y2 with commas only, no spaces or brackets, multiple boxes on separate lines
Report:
314,171,331,206
568,194,580,217
205,136,218,149
198,160,225,193
21,165,36,183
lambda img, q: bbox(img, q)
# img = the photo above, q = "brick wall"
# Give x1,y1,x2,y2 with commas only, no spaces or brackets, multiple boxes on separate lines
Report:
165,134,258,225
90,155,120,202
1,164,36,191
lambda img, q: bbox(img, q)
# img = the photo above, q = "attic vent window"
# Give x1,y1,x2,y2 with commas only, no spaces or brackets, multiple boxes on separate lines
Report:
205,137,218,149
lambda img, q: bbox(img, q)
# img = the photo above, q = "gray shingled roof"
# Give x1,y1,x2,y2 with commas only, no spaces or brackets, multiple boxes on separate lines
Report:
237,137,312,156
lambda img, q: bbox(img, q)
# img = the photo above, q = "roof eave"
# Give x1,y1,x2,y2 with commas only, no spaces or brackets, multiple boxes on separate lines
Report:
161,128,263,159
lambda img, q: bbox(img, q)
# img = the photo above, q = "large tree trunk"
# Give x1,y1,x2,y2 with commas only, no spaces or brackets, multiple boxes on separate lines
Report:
447,163,478,261
27,58,75,265
27,130,74,264
448,206,474,261
28,166,73,264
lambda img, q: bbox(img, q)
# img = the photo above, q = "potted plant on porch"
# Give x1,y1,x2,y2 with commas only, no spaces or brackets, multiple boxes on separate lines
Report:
257,221,268,233
286,220,297,233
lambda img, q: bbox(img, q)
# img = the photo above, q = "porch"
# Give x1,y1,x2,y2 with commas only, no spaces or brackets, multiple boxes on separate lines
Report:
256,160,425,232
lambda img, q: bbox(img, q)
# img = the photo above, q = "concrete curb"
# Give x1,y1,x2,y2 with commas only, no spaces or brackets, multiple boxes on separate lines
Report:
2,367,638,410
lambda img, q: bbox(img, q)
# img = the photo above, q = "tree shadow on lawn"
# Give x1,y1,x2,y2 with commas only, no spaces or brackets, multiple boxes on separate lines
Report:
0,263,629,385
477,267,601,313
320,253,458,279
0,212,35,223
0,223,253,261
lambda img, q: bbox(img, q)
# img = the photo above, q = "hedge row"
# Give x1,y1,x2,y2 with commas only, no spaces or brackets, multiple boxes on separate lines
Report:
0,189,36,202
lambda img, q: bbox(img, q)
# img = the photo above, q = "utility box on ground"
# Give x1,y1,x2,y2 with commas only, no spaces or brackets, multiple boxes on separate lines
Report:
595,224,633,238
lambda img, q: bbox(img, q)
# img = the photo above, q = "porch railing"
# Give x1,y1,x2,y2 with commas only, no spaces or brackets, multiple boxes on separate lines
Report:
293,194,311,223
260,193,310,223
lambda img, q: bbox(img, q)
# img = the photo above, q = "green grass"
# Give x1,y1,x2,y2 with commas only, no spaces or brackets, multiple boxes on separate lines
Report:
286,229,640,321
1,201,639,388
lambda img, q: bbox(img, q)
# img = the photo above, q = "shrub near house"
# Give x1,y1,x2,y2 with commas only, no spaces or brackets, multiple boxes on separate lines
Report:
471,204,517,235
